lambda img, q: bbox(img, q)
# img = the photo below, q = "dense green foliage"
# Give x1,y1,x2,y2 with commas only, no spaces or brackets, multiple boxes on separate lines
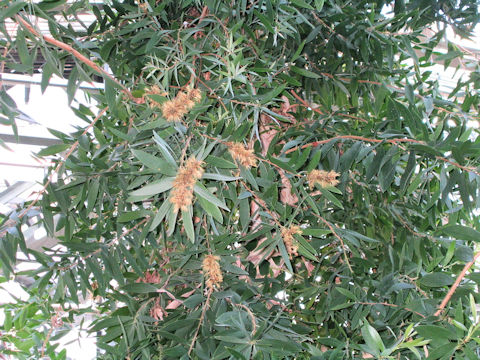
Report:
1,0,480,359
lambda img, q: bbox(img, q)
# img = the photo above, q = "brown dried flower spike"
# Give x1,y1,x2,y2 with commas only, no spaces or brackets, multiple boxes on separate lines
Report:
202,254,223,290
281,225,302,258
307,169,340,189
228,142,257,169
170,157,204,211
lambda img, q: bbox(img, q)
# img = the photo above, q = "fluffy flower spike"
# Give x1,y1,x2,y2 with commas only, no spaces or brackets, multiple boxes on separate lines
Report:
202,254,223,290
169,157,204,211
307,169,340,189
158,87,202,122
227,142,257,169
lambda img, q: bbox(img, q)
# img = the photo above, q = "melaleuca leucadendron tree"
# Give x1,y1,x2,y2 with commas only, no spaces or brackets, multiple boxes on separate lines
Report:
1,0,480,359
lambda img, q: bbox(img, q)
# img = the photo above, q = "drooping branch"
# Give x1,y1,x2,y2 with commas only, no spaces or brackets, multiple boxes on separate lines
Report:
14,15,134,100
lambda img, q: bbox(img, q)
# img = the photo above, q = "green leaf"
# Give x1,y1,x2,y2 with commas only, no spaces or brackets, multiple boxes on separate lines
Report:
254,10,274,33
107,126,134,142
319,188,344,209
260,84,287,105
329,303,354,311
117,210,149,223
182,208,195,243
153,131,177,166
37,143,70,157
86,179,100,214
418,273,454,287
129,178,174,197
314,0,325,11
37,0,67,11
104,78,117,111
416,325,457,340
202,173,240,181
197,195,223,223
290,66,320,79
205,155,237,169
0,1,26,22
132,149,177,175
122,283,158,293
336,287,357,301
149,201,172,231
425,342,456,360
361,320,385,354
290,0,315,10
442,225,480,242
194,183,229,211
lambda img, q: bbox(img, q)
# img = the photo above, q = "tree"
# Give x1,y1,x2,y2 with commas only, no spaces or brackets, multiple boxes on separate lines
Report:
1,0,480,358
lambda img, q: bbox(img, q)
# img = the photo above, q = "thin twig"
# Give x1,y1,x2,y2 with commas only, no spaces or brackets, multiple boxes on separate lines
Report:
290,90,324,115
285,134,422,154
188,288,212,356
314,214,353,273
228,300,257,336
434,251,480,317
356,302,426,319
40,326,54,358
179,134,193,167
436,156,480,176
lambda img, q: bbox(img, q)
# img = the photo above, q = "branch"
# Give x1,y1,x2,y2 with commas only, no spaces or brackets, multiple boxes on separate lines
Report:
285,135,423,154
434,251,480,317
188,289,212,356
285,135,480,176
15,15,133,100
290,90,324,115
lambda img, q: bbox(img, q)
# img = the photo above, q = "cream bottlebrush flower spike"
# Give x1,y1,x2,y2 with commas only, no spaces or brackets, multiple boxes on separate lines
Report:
307,169,340,189
202,254,223,290
169,157,204,211
160,88,202,122
227,142,257,169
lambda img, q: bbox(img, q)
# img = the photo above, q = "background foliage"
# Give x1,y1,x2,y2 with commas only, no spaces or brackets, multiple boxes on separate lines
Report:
1,0,480,359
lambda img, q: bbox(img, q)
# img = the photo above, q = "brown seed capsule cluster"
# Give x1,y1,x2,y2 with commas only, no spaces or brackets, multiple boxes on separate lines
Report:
281,225,302,258
169,157,204,211
202,254,223,290
307,169,340,189
160,88,202,122
227,142,257,169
